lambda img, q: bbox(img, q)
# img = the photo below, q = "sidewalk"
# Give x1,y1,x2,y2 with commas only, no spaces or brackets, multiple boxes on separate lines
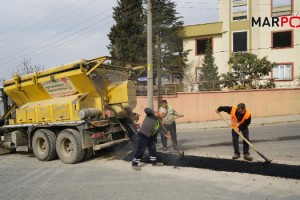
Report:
176,114,300,131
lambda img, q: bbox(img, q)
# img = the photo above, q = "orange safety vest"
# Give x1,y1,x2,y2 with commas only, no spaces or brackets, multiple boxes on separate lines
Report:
231,106,251,129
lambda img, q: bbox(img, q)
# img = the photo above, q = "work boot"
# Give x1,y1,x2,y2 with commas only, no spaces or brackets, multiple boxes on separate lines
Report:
232,153,240,159
152,162,164,166
243,154,253,161
132,165,141,171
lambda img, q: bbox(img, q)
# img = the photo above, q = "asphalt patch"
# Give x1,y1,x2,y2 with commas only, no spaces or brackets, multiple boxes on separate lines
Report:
124,152,300,180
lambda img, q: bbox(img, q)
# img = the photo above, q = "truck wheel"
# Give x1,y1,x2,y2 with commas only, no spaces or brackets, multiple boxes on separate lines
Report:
32,129,57,161
56,129,85,164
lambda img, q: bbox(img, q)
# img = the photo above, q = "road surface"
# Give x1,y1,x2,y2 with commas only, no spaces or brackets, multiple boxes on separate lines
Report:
0,122,299,200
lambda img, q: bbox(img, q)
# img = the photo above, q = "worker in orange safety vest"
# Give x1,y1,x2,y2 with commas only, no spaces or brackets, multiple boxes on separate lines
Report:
216,103,253,161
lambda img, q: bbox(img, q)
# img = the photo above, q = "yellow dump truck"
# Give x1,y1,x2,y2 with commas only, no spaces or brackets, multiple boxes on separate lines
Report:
0,56,143,164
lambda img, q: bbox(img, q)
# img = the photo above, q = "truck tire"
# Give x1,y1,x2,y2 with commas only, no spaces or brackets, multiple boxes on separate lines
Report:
32,129,57,161
56,129,85,164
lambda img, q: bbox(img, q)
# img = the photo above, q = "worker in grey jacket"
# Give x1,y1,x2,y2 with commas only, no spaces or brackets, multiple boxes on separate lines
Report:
159,100,183,151
132,107,167,171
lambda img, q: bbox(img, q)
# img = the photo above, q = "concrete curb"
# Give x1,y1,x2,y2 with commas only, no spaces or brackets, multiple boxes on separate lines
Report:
176,115,300,131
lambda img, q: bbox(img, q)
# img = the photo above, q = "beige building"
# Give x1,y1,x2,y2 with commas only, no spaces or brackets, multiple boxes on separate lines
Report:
182,0,300,91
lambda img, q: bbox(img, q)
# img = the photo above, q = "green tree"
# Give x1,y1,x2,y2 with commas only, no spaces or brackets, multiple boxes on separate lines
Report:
152,0,188,80
226,52,275,89
220,72,238,88
198,40,220,91
107,0,189,81
107,0,146,63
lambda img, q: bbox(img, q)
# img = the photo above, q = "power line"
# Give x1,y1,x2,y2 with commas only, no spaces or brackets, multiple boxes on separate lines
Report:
178,6,219,10
173,1,298,6
211,43,300,54
0,5,144,68
0,0,83,44
0,1,142,65
0,15,113,70
1,1,298,78
33,20,114,62
0,6,143,74
31,3,145,62
0,0,90,46
0,10,111,63
0,0,64,36
0,20,113,76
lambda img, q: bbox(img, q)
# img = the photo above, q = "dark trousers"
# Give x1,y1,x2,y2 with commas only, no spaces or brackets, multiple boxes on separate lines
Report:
132,133,157,166
231,128,250,155
160,122,177,147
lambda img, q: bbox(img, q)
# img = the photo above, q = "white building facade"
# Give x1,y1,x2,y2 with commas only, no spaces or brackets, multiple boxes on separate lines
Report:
182,0,300,91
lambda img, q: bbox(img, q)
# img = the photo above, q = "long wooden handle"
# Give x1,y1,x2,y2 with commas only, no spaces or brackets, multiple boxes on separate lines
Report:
218,113,256,148
158,119,181,154
218,112,271,162
162,115,183,125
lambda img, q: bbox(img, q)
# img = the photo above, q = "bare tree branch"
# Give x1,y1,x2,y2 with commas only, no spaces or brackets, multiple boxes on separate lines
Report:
12,58,44,76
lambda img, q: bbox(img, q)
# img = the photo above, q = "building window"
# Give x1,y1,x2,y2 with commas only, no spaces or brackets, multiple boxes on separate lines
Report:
272,63,293,80
195,38,212,55
272,0,293,17
232,0,248,21
272,30,293,49
232,31,247,52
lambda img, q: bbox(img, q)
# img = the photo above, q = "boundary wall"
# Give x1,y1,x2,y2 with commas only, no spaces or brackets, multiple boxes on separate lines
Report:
134,88,300,123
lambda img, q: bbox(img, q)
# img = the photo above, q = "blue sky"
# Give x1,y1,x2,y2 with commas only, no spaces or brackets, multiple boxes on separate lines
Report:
0,0,218,79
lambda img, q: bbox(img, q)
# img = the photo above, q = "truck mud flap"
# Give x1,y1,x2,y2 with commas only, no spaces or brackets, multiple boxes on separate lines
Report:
118,118,138,147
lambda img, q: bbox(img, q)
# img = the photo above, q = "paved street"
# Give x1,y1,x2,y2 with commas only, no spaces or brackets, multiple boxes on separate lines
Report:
175,121,300,165
0,121,299,200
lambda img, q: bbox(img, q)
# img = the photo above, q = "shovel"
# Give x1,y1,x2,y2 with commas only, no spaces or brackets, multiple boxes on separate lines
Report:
162,115,183,125
159,119,184,159
218,112,271,164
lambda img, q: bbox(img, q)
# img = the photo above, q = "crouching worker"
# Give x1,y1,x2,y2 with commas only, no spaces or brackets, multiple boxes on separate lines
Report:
132,107,167,171
216,103,253,161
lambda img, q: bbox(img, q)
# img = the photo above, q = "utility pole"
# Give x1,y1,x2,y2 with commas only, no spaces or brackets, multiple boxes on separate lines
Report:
147,0,153,109
156,34,161,110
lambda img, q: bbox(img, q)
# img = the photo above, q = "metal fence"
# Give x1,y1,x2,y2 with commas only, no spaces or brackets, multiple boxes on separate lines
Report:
136,83,184,96
136,77,300,96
